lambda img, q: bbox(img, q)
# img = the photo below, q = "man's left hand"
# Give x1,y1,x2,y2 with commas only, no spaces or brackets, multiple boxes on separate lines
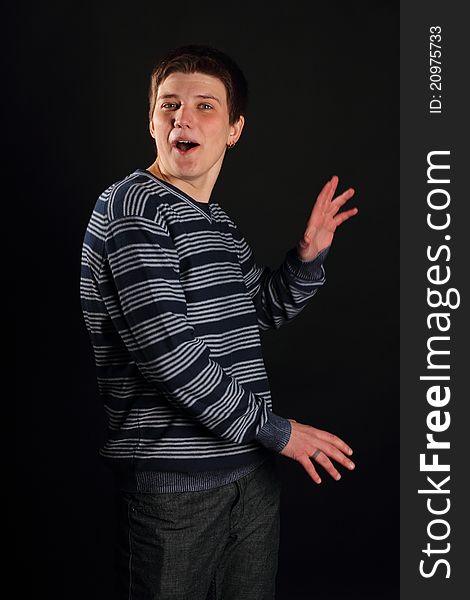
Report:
297,175,358,261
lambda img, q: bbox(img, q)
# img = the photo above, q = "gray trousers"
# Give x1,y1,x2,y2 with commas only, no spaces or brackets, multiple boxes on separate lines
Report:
114,457,282,600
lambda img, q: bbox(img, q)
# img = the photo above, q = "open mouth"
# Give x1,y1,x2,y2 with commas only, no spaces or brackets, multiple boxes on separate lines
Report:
174,140,200,153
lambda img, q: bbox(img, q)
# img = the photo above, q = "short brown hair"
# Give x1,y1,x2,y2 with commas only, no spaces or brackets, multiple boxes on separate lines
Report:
148,45,248,125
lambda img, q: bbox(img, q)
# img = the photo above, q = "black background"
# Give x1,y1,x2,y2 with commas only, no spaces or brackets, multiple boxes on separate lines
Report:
14,1,399,598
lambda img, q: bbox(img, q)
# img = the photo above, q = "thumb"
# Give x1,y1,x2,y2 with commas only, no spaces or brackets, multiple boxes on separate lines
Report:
298,233,310,249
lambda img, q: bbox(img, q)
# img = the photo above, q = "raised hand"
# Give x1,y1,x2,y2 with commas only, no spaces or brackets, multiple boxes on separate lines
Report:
297,175,358,261
280,419,355,484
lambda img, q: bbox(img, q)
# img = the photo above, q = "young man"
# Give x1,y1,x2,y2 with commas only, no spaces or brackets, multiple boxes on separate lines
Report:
80,44,357,600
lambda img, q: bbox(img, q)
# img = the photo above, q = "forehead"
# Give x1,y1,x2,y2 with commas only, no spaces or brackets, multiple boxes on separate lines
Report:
158,71,228,104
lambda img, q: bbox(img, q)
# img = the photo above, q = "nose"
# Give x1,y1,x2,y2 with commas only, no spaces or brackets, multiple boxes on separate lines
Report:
174,104,192,128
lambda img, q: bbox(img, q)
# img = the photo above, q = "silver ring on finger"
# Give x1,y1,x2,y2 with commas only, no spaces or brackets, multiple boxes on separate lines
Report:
311,449,321,460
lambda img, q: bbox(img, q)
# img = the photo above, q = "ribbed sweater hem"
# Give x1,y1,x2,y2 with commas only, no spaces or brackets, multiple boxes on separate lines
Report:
108,446,274,492
113,454,271,493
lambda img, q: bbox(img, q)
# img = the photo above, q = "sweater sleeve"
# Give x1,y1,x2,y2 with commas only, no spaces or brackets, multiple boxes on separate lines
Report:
100,214,291,453
232,225,330,330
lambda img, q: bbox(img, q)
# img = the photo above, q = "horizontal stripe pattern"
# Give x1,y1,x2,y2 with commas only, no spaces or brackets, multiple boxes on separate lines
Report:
80,169,328,474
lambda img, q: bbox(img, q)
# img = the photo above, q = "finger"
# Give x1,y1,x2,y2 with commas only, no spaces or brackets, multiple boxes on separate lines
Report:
313,429,354,456
320,443,356,470
313,451,342,481
317,441,356,471
315,177,338,213
327,175,339,202
332,207,359,227
331,187,355,210
298,229,311,248
298,454,322,484
313,179,333,213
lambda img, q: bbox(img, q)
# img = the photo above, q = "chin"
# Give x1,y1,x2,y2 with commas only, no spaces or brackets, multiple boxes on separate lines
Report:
172,161,205,179
174,166,201,179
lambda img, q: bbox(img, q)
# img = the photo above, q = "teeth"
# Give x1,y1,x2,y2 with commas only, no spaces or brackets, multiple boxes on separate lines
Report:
175,139,198,149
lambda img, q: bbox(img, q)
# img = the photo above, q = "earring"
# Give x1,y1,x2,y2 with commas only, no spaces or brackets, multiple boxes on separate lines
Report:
227,142,236,149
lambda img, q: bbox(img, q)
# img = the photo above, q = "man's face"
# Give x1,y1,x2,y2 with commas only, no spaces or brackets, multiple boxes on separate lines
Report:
150,71,244,186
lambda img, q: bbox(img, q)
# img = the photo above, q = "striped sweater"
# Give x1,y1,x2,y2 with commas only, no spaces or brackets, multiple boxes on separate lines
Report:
80,168,328,489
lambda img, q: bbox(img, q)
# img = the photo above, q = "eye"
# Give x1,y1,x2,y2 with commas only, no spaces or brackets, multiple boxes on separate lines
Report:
161,102,178,110
199,103,213,110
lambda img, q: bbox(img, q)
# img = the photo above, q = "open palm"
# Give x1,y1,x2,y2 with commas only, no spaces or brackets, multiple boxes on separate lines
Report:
297,175,358,261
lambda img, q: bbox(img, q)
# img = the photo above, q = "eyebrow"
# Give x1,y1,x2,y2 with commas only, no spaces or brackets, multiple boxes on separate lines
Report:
157,93,222,105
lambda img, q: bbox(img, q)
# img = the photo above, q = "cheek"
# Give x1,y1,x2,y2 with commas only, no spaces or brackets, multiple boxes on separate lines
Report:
152,116,171,137
206,120,230,146
153,127,171,148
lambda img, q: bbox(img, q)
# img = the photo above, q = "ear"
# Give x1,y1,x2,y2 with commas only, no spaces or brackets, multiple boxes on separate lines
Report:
149,120,155,138
227,115,245,146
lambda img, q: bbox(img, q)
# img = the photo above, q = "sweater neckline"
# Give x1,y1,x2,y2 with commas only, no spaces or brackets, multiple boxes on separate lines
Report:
135,168,213,214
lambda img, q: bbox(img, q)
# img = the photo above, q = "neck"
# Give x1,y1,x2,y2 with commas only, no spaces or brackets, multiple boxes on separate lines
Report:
146,160,217,203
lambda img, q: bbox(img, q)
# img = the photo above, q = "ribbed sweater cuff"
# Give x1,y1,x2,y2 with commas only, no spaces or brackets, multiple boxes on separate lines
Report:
256,411,292,453
285,245,330,281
